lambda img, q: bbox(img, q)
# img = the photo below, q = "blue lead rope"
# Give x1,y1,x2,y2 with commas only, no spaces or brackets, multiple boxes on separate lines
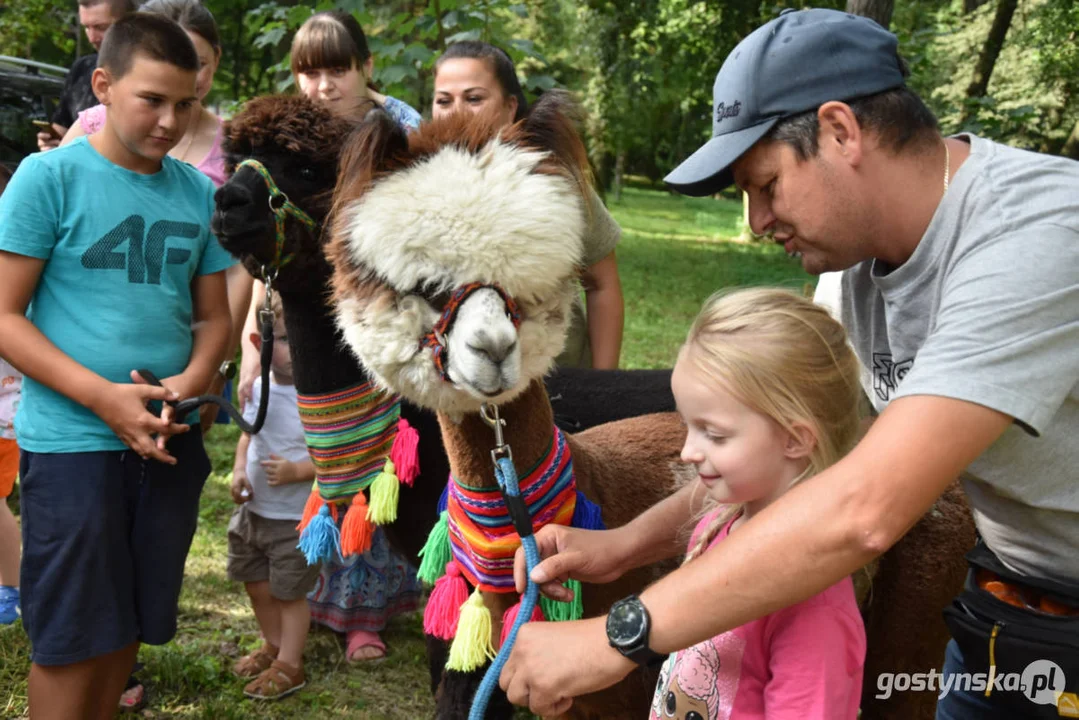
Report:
468,455,540,720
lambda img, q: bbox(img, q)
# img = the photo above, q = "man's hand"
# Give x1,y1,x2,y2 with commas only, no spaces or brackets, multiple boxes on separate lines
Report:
262,455,303,486
231,471,253,504
513,525,631,601
88,374,188,464
36,131,60,152
499,616,634,715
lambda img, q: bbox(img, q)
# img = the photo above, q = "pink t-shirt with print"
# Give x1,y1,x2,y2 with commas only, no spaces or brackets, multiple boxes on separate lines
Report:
650,510,866,720
78,104,227,187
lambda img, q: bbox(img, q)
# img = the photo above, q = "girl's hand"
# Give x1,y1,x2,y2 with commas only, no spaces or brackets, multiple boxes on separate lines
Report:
88,378,188,464
231,471,254,504
261,454,300,486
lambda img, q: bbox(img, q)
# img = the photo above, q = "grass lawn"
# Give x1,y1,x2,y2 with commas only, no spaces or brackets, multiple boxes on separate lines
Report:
0,185,810,718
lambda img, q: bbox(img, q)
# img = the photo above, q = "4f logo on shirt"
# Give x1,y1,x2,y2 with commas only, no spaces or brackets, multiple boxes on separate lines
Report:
873,353,913,402
81,215,198,284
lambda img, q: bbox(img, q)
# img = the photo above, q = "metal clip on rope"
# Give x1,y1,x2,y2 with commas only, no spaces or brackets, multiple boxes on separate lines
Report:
469,404,541,720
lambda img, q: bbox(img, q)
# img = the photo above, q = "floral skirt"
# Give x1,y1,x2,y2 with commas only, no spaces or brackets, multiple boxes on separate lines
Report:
307,526,421,634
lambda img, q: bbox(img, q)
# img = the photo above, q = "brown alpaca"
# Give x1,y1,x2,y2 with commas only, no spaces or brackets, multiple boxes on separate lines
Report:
324,94,974,720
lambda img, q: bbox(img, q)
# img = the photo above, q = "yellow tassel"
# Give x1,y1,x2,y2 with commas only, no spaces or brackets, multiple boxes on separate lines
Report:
367,458,400,525
446,588,495,672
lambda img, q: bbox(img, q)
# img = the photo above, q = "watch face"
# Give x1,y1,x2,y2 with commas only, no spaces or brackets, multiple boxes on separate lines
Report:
607,597,647,647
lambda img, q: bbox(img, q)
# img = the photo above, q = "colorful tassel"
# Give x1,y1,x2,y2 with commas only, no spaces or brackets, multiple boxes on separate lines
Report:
571,490,606,530
446,587,495,672
296,489,324,533
423,562,469,640
539,579,584,622
297,504,340,565
339,493,374,557
500,599,545,647
367,459,400,525
417,510,452,585
390,418,420,486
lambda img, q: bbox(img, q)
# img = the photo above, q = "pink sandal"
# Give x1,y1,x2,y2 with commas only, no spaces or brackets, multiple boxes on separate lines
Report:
346,630,386,663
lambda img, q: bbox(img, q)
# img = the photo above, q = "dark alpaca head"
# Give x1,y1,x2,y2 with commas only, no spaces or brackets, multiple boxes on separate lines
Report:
211,94,369,293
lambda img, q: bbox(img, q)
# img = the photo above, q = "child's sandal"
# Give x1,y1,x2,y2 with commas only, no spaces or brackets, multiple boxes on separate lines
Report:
232,642,279,678
243,659,306,701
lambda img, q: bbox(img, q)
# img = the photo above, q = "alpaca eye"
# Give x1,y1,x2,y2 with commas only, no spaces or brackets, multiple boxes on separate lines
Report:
299,167,315,180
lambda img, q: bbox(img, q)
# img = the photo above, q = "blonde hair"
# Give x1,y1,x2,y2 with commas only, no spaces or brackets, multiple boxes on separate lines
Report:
682,288,862,561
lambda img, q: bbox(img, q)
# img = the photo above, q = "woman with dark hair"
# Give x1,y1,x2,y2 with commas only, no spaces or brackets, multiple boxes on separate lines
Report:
432,41,625,369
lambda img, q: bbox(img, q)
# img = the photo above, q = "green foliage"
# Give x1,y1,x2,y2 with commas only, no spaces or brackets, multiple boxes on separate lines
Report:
0,0,77,66
894,0,1079,154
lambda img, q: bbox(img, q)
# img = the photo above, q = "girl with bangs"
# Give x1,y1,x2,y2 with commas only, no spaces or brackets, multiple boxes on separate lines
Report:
233,10,423,672
290,10,420,130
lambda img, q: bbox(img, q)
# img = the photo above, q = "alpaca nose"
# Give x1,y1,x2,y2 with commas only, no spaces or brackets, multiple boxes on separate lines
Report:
472,330,517,365
214,182,253,215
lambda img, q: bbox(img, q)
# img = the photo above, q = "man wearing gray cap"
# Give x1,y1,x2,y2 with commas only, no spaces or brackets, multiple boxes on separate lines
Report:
500,8,1079,719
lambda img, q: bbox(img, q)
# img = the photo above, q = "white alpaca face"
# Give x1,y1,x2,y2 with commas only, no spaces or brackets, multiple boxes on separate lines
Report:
444,289,521,397
331,136,585,415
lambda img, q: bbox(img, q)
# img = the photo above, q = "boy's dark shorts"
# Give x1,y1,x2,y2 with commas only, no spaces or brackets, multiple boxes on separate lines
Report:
19,429,210,666
227,505,320,601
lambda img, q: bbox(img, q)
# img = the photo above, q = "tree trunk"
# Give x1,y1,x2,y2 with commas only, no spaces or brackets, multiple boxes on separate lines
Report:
845,0,895,28
612,150,626,203
962,0,1018,120
964,0,990,13
1061,119,1079,160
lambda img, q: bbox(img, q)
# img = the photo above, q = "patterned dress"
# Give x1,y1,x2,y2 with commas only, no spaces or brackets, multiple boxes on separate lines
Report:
306,95,424,634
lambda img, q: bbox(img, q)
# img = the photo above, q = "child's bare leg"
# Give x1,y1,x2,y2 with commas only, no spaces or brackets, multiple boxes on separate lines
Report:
28,641,138,720
0,500,18,587
276,597,310,669
245,581,281,648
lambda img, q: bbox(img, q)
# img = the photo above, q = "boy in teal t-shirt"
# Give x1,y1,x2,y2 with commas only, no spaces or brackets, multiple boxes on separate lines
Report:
0,14,233,716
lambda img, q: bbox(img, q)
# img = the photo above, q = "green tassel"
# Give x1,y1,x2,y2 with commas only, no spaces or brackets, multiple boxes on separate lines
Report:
446,588,495,672
367,458,400,525
539,579,584,622
417,511,452,585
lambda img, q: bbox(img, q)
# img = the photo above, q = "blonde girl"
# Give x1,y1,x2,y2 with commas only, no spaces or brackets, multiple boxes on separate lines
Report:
652,288,866,720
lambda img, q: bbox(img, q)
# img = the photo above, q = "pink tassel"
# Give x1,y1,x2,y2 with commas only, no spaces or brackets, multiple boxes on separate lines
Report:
390,418,420,487
500,599,545,647
423,562,468,640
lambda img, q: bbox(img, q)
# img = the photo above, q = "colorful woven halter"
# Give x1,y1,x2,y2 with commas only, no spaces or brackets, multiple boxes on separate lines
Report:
449,426,576,592
235,158,318,269
295,380,420,562
420,282,522,381
416,424,607,672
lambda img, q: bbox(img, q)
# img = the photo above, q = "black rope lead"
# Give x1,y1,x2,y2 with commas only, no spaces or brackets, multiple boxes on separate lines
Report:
137,305,275,435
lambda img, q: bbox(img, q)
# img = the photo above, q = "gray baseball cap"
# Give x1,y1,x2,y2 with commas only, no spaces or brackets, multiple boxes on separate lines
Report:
664,8,906,196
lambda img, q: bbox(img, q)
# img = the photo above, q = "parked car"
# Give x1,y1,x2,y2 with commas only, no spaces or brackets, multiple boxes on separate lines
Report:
0,55,67,173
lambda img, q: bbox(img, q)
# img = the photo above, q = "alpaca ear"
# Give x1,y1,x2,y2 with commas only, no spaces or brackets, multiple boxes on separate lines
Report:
517,90,590,191
331,110,410,211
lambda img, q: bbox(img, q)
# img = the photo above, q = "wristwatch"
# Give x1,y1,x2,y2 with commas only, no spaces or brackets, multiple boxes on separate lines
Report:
606,595,665,667
218,360,237,381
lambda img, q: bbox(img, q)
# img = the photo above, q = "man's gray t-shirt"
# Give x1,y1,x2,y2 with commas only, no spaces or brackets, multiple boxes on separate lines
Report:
838,134,1079,584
